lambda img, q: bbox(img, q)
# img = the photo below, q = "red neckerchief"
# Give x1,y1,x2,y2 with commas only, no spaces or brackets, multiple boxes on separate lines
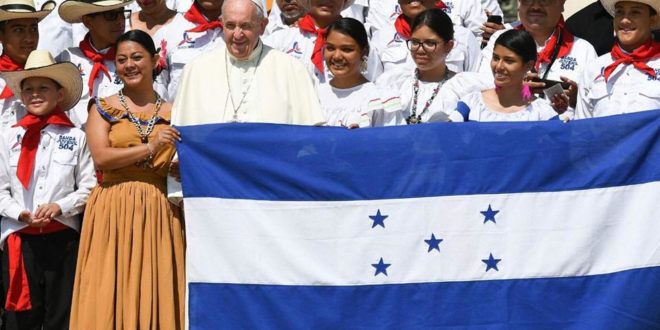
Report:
603,39,660,82
517,17,574,71
5,221,68,312
394,14,412,40
13,107,74,189
394,2,448,41
298,14,337,74
0,54,23,99
79,34,115,96
184,1,223,33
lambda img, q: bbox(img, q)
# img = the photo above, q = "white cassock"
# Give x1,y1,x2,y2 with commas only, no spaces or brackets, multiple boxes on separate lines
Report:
169,42,325,200
575,54,660,119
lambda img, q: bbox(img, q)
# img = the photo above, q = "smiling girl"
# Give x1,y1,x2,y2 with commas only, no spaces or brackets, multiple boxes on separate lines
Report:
449,29,559,122
317,17,400,127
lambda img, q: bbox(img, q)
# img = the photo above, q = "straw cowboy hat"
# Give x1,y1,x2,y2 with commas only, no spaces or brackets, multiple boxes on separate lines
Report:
1,50,83,111
58,0,133,24
0,0,56,22
601,0,660,28
301,0,356,11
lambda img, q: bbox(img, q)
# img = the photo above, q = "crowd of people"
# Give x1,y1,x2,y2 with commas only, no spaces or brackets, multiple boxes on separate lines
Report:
0,0,657,328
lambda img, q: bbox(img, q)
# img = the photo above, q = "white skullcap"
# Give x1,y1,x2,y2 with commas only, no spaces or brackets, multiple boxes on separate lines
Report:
250,0,267,17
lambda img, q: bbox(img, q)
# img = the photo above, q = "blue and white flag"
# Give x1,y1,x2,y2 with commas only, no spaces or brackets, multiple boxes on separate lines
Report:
178,110,660,329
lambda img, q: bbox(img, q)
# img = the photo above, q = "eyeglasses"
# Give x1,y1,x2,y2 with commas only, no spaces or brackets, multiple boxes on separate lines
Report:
91,9,131,21
406,39,439,52
519,0,558,6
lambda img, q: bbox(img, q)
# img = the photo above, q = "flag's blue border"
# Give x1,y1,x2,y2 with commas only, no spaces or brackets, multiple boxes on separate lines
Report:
177,110,660,201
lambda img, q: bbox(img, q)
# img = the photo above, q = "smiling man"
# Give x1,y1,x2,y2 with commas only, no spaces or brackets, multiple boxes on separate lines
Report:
576,0,660,118
478,0,598,118
264,0,307,36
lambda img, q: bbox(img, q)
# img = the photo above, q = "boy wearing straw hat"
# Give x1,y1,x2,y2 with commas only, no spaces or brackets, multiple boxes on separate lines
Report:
576,0,660,118
0,49,95,330
56,0,133,128
0,0,55,130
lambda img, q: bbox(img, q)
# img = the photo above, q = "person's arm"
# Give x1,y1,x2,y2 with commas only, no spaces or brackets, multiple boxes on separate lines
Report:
0,133,26,222
86,101,180,170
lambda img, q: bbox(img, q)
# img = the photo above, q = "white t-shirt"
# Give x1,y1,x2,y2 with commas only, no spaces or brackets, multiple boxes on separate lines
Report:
449,91,558,122
442,0,487,38
576,52,660,118
317,81,401,127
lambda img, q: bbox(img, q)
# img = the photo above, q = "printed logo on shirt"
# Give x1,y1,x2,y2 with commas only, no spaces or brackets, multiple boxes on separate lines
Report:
287,42,303,56
57,135,77,151
443,1,454,14
390,5,401,19
559,56,577,71
388,33,404,45
77,63,85,77
113,72,122,85
647,69,660,81
177,32,196,49
11,134,21,149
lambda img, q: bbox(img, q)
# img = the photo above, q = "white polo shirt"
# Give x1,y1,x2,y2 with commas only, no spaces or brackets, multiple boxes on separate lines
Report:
576,54,660,118
0,124,96,245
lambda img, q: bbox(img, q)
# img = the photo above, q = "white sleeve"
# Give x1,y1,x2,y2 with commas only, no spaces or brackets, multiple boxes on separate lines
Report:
462,30,482,72
575,63,596,120
460,0,487,38
0,133,23,221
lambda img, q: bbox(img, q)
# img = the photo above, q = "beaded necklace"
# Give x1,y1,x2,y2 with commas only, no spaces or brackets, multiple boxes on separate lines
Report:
118,88,163,168
407,68,450,125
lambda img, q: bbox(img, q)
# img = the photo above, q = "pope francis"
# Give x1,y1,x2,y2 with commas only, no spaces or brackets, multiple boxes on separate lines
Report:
171,0,325,126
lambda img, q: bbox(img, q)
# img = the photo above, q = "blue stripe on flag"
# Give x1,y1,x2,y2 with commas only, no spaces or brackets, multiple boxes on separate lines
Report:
189,267,660,329
177,110,660,201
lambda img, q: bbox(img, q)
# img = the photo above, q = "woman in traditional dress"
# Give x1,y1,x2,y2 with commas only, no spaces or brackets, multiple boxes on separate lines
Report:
317,17,401,127
448,29,559,122
69,29,184,330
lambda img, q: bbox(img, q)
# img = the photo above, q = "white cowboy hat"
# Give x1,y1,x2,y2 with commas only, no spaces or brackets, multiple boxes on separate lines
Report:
0,0,55,22
301,0,356,11
1,50,83,112
601,0,660,28
58,0,133,23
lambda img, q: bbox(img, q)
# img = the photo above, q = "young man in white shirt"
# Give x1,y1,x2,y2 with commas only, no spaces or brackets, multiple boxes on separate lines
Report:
576,0,660,118
0,49,95,330
57,0,133,128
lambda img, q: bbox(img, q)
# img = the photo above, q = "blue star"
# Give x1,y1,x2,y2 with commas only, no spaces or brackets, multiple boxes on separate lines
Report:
480,204,500,224
369,209,388,228
482,253,502,272
424,233,443,252
372,258,391,276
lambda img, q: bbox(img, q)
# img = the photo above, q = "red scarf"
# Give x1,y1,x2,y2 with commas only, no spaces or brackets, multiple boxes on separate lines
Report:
298,14,335,74
517,17,574,71
393,2,448,41
184,1,223,33
5,221,68,311
13,108,74,189
79,34,115,96
0,54,23,99
603,40,660,82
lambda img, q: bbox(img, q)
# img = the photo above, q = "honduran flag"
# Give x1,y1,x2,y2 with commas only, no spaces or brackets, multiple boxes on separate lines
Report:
177,110,660,329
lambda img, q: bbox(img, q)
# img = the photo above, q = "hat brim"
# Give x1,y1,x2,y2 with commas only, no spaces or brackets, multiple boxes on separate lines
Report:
58,0,133,23
601,0,660,29
1,62,83,112
0,8,53,22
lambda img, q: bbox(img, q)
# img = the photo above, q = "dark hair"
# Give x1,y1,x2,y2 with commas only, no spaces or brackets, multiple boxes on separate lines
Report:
494,29,537,64
114,29,159,80
324,17,370,52
411,9,454,42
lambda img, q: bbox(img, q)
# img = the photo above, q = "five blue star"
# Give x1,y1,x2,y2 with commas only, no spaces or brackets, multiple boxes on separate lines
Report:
372,258,391,276
424,233,443,252
482,253,501,272
369,209,389,228
480,204,500,224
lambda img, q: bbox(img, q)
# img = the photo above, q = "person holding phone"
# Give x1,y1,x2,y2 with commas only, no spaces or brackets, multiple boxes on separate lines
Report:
478,0,598,119
449,29,559,122
575,0,660,118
